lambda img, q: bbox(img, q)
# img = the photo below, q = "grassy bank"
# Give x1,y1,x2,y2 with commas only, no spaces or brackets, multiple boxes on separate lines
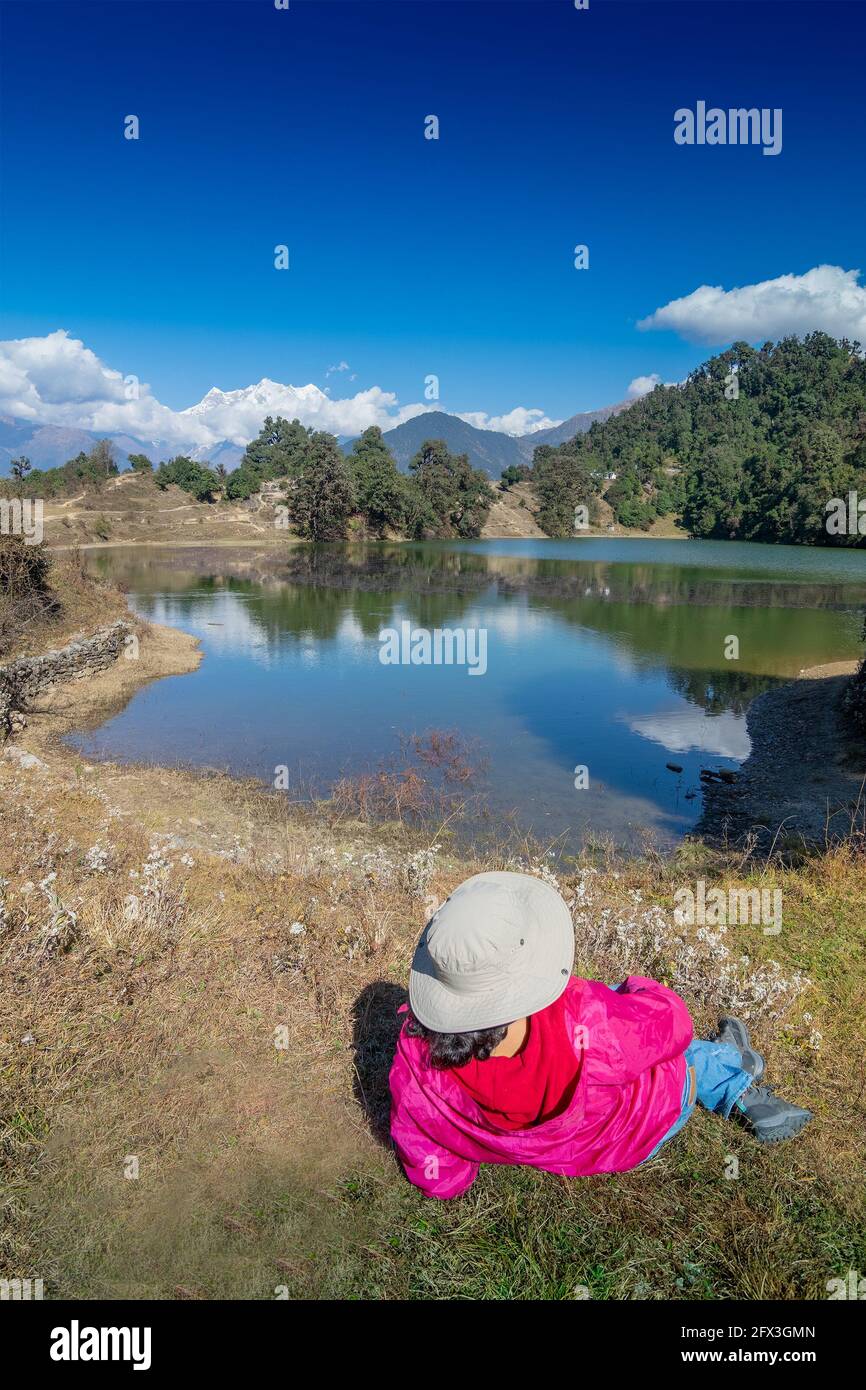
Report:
0,561,863,1300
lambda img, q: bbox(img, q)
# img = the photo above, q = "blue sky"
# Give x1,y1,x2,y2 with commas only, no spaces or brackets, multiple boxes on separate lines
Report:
1,0,865,443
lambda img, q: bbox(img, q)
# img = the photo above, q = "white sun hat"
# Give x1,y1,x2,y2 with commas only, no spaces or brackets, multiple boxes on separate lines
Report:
408,871,575,1033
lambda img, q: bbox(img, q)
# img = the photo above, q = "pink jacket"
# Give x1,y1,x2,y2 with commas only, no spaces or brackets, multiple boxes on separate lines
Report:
389,975,693,1198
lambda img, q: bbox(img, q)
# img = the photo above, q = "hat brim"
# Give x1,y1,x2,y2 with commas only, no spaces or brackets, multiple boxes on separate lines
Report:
408,873,575,1032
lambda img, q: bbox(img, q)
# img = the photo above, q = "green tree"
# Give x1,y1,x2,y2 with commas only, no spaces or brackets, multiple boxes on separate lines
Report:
499,463,532,490
289,433,357,540
62,440,119,491
10,456,32,484
224,466,260,501
127,453,153,472
406,439,491,538
681,442,745,537
154,456,218,502
242,416,311,481
533,443,597,537
88,439,118,479
789,423,847,542
557,332,866,545
347,427,405,535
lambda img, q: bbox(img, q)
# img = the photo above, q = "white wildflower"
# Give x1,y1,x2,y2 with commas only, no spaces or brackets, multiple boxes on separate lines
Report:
528,859,561,890
84,843,111,874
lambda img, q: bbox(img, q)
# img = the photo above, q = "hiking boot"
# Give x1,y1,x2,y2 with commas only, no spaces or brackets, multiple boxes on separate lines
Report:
712,1015,765,1081
735,1084,812,1143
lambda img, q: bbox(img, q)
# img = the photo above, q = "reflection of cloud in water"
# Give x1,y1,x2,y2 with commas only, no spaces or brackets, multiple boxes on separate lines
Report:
621,706,751,760
384,599,551,652
336,610,367,647
481,601,537,642
143,592,277,667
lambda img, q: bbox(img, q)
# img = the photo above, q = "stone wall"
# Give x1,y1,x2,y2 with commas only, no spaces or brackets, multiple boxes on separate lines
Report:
0,619,133,739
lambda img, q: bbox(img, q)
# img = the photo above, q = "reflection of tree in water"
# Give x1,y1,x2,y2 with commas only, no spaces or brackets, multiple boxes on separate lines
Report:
264,548,486,636
132,554,482,645
498,562,865,613
665,666,783,715
93,543,865,674
92,542,866,613
280,544,492,592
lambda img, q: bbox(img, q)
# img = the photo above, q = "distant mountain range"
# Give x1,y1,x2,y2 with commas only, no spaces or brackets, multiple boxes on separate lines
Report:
0,414,245,476
0,415,158,473
346,411,528,475
0,398,631,480
521,402,630,451
342,401,631,475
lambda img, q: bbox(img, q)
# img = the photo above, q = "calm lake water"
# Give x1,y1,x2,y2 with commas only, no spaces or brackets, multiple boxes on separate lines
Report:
76,539,866,851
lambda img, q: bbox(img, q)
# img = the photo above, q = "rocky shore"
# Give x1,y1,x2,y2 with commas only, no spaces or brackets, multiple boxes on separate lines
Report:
0,619,134,739
698,661,866,850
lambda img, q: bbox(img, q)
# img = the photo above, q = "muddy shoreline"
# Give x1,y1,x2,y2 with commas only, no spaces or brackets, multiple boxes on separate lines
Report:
698,660,866,850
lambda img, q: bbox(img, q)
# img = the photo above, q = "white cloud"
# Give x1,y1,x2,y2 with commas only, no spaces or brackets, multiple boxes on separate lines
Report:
638,264,866,345
0,330,194,445
627,373,680,398
627,374,663,398
182,379,428,444
0,331,567,454
456,407,562,436
0,331,430,449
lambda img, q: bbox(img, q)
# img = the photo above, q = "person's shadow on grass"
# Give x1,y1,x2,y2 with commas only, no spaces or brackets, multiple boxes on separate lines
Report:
351,981,408,1146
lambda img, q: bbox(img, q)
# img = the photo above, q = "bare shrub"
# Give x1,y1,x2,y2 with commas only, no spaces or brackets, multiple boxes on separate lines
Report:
0,873,79,966
0,535,58,655
0,534,51,598
329,728,486,828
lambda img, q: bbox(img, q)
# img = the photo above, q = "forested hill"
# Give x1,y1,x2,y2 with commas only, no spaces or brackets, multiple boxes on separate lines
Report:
574,333,866,544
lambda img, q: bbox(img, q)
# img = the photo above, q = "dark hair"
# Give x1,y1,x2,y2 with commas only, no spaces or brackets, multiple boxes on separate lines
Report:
405,1012,510,1070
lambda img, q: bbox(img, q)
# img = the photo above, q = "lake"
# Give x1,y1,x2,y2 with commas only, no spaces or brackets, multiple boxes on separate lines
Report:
76,538,866,852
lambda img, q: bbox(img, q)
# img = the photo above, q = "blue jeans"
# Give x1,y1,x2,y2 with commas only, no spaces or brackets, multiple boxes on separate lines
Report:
642,1039,754,1163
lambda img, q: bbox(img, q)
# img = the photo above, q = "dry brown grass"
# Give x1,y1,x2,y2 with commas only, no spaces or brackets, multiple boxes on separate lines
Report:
2,714,864,1298
0,747,442,1294
39,472,291,552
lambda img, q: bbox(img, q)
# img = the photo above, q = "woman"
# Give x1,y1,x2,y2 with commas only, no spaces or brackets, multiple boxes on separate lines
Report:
389,871,811,1199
